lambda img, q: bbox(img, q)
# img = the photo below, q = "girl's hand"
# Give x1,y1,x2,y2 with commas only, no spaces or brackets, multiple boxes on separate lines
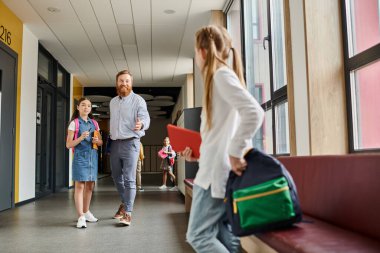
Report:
229,155,247,176
180,147,198,162
92,137,99,144
80,131,90,141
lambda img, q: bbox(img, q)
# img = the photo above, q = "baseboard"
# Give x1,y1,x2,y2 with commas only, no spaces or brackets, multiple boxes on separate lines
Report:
15,197,36,207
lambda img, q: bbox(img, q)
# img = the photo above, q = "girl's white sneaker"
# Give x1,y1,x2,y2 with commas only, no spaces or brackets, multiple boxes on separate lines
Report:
159,185,167,190
84,211,98,222
76,216,87,228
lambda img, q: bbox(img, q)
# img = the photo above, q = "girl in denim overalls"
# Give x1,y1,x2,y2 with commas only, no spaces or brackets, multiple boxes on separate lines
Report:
66,97,103,228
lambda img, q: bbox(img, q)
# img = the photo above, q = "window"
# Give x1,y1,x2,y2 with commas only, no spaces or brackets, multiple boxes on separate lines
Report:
38,51,53,82
343,0,380,151
227,0,289,155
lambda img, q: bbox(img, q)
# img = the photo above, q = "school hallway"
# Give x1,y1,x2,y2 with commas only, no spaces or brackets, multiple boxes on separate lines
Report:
0,176,194,253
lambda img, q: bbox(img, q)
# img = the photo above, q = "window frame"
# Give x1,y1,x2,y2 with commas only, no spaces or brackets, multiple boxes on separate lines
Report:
341,0,380,153
230,0,289,156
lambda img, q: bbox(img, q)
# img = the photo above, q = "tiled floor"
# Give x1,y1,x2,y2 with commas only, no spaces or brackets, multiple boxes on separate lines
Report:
0,177,194,253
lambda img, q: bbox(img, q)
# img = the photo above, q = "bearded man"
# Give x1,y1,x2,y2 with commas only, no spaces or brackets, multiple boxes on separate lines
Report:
109,69,150,226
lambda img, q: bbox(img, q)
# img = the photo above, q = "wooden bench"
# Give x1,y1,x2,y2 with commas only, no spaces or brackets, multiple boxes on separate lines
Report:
184,178,194,212
243,154,380,253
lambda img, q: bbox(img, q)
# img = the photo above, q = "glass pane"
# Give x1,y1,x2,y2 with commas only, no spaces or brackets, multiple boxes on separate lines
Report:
253,107,264,151
263,109,273,154
227,0,242,56
346,0,380,56
350,60,380,149
38,52,50,81
271,0,287,90
57,68,64,88
244,0,271,104
275,101,290,154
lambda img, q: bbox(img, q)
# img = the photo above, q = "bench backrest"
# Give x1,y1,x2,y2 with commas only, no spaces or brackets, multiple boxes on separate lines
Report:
278,154,380,240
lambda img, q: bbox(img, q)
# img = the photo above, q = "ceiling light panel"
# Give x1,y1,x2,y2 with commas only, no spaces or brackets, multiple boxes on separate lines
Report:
111,0,133,24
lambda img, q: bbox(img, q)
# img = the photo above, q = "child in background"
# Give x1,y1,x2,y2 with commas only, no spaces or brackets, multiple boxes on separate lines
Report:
158,137,177,190
136,143,145,192
66,97,103,229
181,25,264,252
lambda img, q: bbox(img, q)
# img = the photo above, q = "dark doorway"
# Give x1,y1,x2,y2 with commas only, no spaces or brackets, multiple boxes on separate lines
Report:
0,43,17,211
35,79,55,197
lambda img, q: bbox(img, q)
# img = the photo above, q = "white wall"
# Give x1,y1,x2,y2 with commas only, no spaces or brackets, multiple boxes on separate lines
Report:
290,0,310,155
68,75,74,187
18,26,38,201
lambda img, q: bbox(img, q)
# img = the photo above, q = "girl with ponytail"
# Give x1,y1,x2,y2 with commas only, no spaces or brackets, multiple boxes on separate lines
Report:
182,25,264,252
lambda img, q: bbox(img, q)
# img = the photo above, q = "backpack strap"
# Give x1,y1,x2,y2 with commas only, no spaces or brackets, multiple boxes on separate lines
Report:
73,118,80,140
72,118,80,154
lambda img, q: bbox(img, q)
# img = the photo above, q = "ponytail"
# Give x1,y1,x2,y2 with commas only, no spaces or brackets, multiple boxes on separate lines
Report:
195,25,245,131
230,47,246,87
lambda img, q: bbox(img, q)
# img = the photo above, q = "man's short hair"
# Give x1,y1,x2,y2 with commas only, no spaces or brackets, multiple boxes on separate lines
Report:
116,69,133,83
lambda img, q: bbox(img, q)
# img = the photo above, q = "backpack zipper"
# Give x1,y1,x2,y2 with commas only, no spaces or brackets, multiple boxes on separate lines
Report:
233,186,289,214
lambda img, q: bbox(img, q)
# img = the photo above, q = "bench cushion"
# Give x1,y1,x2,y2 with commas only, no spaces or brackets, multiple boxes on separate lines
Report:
278,154,380,240
257,215,380,253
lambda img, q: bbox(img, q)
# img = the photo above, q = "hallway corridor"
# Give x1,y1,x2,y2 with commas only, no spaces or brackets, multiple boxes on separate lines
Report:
0,177,193,253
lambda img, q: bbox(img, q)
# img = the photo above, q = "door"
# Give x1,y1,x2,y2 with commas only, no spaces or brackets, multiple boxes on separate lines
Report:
35,80,55,196
0,44,17,211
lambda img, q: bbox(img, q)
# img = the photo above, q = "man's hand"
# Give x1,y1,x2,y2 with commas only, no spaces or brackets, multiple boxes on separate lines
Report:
134,118,143,131
229,155,247,176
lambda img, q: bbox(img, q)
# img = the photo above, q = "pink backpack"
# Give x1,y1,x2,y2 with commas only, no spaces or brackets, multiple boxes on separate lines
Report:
72,118,99,153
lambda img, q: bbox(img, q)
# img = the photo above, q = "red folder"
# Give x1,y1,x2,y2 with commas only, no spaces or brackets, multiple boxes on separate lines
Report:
167,124,201,159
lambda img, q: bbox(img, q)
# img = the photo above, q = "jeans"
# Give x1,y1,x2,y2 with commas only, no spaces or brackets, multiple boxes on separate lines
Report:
186,185,240,253
110,138,140,212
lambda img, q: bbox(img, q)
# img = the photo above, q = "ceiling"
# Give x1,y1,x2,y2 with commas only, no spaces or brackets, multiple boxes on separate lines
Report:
4,0,227,88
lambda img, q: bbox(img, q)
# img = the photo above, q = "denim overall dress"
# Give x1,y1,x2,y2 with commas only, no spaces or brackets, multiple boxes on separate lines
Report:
72,117,98,181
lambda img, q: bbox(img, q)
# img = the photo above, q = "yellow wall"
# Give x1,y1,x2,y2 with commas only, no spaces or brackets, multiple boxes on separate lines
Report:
0,0,23,202
72,76,83,114
73,77,83,104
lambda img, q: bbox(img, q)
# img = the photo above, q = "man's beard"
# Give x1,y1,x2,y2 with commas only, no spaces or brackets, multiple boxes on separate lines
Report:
117,86,131,96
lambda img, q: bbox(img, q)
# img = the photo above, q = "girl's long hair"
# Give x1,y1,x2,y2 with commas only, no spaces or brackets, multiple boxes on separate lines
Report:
68,97,94,127
195,25,245,130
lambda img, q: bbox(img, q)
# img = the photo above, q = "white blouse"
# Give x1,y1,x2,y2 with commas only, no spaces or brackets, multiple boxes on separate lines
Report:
194,66,264,199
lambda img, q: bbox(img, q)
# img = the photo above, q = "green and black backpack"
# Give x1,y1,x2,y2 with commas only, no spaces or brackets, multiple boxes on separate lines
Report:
225,149,302,236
